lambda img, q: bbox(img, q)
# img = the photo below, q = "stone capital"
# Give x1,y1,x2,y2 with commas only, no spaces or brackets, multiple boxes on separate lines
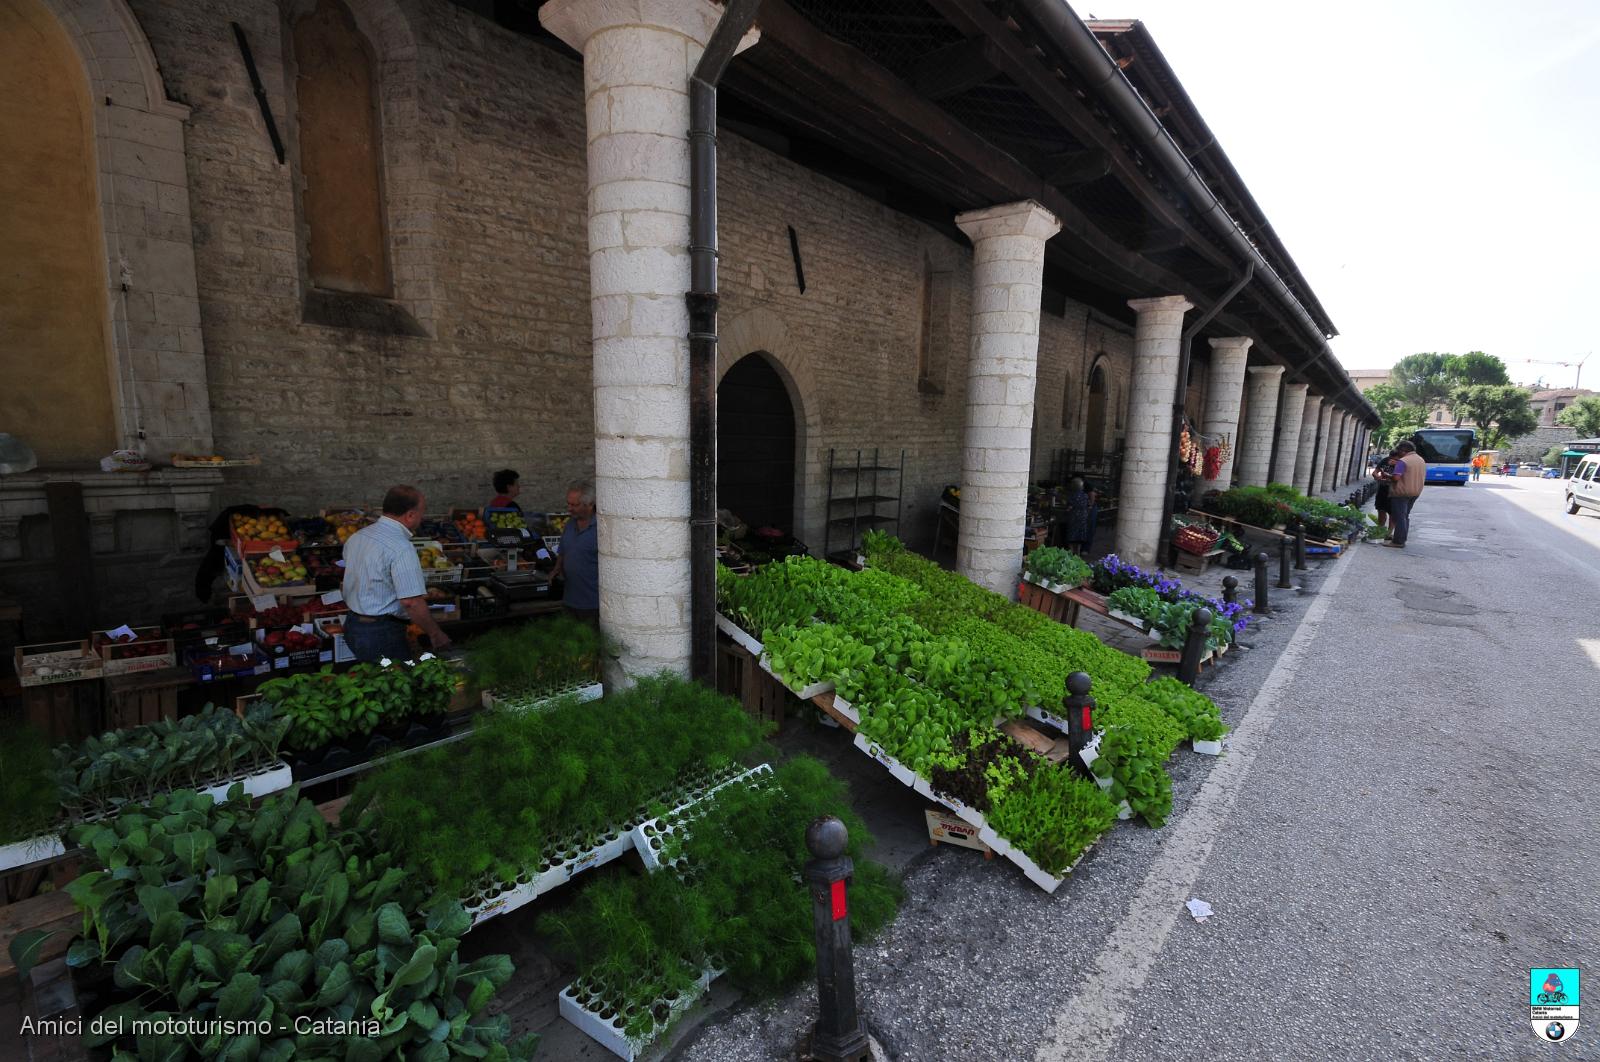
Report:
541,0,760,54
1208,336,1253,355
1127,294,1193,315
1246,364,1286,377
1283,381,1310,396
955,200,1062,244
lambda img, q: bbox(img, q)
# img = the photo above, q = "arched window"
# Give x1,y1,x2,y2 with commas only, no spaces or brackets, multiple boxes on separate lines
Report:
0,0,116,465
917,254,951,395
293,0,390,296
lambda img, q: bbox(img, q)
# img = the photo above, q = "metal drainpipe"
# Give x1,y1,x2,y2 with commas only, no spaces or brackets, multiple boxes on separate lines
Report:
1157,262,1252,564
688,0,762,685
1012,0,1374,424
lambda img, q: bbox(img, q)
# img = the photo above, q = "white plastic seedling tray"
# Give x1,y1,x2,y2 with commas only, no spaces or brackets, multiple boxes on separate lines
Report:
559,966,720,1061
1192,737,1223,756
756,654,833,700
482,680,603,712
714,613,763,657
0,833,68,875
464,829,634,927
631,764,774,872
198,761,294,804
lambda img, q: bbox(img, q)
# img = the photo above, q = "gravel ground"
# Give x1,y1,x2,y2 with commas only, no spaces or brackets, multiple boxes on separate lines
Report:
673,479,1600,1062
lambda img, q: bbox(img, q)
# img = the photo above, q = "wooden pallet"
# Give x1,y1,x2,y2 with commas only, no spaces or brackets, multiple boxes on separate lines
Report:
715,637,785,733
21,678,104,745
104,667,188,731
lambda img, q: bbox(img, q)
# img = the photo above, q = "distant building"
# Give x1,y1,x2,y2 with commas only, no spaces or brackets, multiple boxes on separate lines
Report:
1348,368,1476,429
1530,388,1595,426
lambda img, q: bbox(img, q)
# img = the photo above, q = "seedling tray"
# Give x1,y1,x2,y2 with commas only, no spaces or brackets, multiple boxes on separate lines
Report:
714,612,763,657
0,832,68,875
630,763,774,872
558,966,720,1061
757,653,833,700
481,680,603,712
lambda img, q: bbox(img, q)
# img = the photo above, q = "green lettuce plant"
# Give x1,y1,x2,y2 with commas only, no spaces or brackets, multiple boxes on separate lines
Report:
1091,726,1173,828
1023,547,1091,588
1142,677,1228,742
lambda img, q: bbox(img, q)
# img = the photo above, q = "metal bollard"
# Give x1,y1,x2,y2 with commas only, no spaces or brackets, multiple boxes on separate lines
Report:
1062,671,1095,772
1293,523,1307,570
804,817,871,1062
1221,575,1239,606
1178,606,1213,685
1277,536,1292,589
1252,551,1270,614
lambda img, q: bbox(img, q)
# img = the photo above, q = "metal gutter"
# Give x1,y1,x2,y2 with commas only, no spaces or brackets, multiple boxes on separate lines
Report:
1012,0,1376,424
688,0,763,684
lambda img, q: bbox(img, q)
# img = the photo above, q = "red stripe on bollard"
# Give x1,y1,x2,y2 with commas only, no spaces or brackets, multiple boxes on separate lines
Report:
830,879,848,921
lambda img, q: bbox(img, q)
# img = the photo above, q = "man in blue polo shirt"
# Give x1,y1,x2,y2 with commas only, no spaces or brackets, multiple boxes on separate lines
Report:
341,485,453,661
553,479,599,627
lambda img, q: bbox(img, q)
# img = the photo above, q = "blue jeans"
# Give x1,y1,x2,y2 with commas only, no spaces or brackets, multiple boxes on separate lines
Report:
1389,495,1417,545
344,617,411,663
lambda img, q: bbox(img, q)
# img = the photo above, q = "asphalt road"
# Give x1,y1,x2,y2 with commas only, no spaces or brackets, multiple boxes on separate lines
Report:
679,476,1600,1062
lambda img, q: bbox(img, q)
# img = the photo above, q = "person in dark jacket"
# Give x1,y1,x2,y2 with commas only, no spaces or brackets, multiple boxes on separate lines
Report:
1372,449,1400,528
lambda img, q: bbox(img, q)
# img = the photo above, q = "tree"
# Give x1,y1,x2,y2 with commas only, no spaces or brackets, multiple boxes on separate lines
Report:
1388,351,1513,423
1448,384,1538,449
1446,351,1511,388
1364,383,1431,450
1389,353,1455,409
1556,396,1600,438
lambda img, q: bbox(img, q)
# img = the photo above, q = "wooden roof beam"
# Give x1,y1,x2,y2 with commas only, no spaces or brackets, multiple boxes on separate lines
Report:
909,37,1000,99
925,0,1237,278
741,0,1205,301
1046,148,1112,186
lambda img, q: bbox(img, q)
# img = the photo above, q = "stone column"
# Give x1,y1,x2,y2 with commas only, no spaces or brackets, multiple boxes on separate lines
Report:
1333,413,1351,487
1324,412,1350,492
1296,397,1328,494
1319,407,1343,493
541,0,758,682
1197,337,1251,492
1113,295,1193,565
1236,365,1285,487
1272,381,1309,485
953,201,1061,598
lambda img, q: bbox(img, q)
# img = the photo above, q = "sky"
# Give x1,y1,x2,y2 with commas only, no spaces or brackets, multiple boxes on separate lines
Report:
1091,0,1600,388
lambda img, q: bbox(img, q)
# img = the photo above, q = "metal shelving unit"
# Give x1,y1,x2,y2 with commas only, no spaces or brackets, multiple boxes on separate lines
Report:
824,448,905,557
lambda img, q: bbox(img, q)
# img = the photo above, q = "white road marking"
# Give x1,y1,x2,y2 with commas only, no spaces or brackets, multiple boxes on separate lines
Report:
1034,545,1364,1061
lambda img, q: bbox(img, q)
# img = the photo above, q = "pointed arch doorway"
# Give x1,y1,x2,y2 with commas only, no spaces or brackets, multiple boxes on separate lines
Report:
717,353,796,534
1085,362,1109,462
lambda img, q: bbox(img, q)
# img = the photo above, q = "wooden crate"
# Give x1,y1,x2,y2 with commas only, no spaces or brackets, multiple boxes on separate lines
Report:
1174,548,1226,573
105,667,189,730
715,638,784,733
1018,580,1071,623
23,677,105,744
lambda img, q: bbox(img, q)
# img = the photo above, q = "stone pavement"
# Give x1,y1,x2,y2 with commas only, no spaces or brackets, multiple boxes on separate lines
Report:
676,477,1600,1061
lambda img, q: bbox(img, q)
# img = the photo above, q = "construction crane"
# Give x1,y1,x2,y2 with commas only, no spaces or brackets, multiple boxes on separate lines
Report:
1520,353,1591,389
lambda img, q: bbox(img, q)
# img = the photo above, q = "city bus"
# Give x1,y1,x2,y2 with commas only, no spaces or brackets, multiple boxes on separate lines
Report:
1409,427,1477,485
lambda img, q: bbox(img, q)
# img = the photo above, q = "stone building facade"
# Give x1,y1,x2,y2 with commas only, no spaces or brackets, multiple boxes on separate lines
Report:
2,0,1149,637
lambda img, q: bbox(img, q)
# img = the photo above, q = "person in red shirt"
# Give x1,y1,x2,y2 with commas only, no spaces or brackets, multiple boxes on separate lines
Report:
488,468,522,513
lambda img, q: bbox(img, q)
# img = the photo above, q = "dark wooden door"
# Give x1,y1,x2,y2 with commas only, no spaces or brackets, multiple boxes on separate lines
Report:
1085,366,1108,461
718,354,796,533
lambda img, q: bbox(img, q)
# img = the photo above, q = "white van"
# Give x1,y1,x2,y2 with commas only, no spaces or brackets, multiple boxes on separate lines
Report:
1567,455,1600,515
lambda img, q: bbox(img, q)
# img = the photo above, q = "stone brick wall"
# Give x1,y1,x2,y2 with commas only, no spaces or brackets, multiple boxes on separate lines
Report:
1502,425,1576,465
119,0,1137,557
